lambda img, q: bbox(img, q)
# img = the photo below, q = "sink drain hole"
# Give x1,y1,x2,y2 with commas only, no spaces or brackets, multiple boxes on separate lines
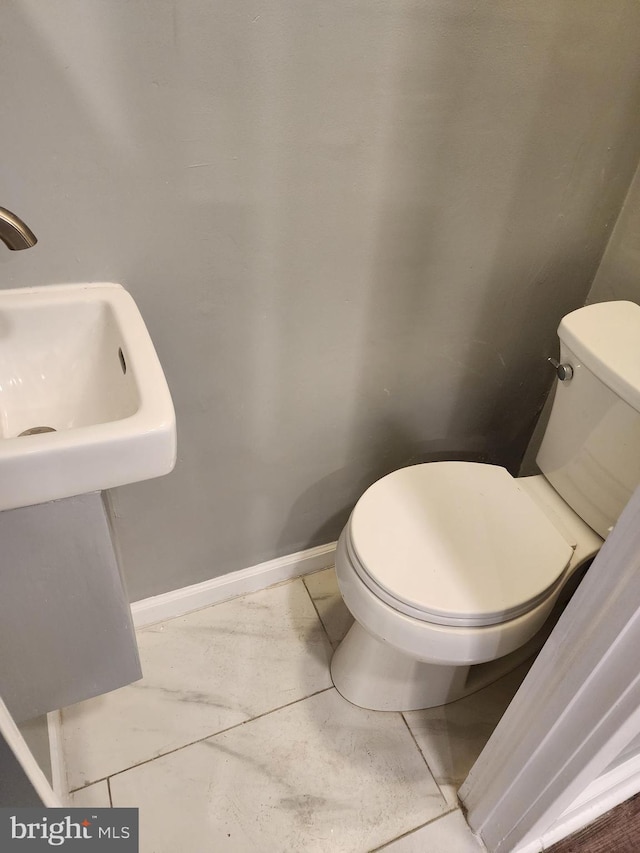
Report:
18,426,57,437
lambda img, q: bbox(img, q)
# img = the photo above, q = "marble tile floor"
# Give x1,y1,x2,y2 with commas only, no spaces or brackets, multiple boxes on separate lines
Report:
62,568,528,852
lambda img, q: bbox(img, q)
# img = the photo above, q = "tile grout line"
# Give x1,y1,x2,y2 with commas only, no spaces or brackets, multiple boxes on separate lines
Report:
400,711,456,808
68,685,336,793
70,575,336,795
305,563,461,847
367,807,462,853
301,571,337,650
106,777,113,808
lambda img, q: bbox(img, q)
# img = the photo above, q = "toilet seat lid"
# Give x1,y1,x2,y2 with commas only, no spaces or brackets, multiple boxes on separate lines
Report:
349,462,575,627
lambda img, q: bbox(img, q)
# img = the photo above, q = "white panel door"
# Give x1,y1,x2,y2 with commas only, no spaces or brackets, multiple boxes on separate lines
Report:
459,485,640,852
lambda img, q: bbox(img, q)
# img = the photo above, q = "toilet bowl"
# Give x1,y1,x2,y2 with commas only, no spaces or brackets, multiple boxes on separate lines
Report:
331,468,601,710
330,301,640,711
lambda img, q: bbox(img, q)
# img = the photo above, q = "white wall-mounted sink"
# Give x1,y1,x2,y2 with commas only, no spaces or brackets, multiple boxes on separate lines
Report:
0,282,176,511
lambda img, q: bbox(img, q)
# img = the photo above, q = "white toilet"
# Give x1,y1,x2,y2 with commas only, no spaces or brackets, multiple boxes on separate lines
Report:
331,301,640,711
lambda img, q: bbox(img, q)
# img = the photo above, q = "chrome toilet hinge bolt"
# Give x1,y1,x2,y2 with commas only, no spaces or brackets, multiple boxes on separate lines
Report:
548,357,574,382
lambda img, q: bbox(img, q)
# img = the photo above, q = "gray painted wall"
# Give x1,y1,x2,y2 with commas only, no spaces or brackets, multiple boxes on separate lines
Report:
587,163,640,305
2,2,640,600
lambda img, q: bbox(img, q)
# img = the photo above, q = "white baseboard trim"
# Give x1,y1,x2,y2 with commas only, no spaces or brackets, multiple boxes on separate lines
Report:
47,710,68,805
131,541,337,629
513,752,640,853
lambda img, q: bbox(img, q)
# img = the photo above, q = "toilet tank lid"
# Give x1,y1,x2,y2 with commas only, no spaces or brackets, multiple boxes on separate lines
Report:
559,301,640,413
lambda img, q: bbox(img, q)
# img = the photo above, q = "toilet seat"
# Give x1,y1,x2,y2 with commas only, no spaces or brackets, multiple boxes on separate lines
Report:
348,462,575,628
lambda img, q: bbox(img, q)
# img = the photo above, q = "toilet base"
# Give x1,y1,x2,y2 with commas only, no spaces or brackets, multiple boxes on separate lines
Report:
330,621,549,712
331,622,469,710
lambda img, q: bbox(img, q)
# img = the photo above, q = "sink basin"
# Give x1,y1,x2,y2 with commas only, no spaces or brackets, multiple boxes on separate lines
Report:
0,282,176,510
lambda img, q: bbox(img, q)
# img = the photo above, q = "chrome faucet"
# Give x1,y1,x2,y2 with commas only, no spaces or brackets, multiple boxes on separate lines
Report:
0,207,37,250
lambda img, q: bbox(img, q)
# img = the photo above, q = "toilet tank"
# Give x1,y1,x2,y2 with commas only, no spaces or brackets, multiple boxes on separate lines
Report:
537,301,640,539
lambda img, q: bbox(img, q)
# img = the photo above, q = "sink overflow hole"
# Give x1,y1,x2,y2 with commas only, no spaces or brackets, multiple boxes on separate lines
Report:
18,426,57,437
118,347,127,374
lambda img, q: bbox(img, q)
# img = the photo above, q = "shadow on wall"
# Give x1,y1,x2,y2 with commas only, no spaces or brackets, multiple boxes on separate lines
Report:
279,422,492,553
278,1,640,557
452,5,640,473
